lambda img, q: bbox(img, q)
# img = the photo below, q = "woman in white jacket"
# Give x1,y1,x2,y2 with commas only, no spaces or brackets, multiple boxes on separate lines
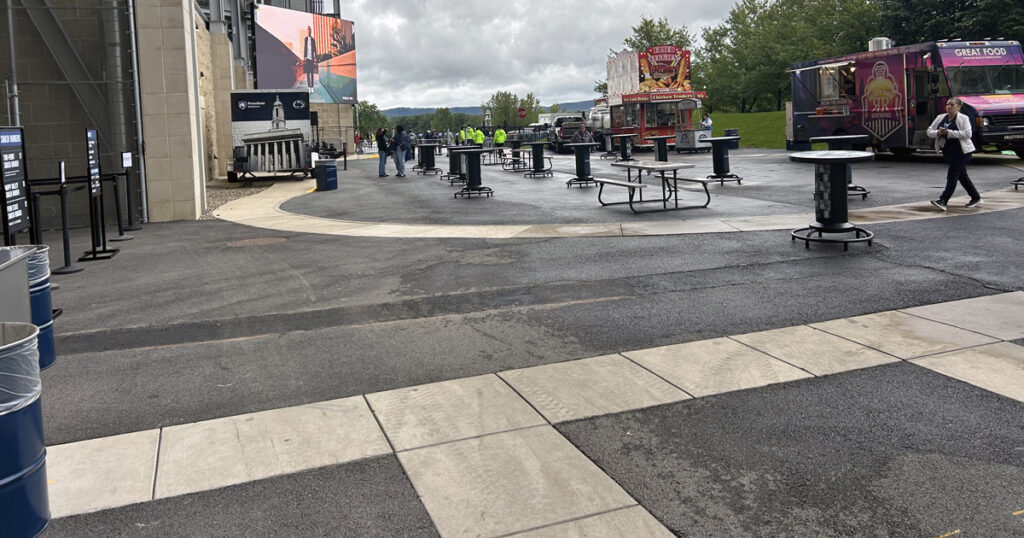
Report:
926,97,982,210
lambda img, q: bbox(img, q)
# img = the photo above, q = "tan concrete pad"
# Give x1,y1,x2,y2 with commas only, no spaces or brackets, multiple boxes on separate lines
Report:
154,396,390,499
912,342,1024,403
902,291,1024,341
398,426,635,538
731,325,899,376
720,213,815,231
517,505,674,537
623,337,812,397
366,374,546,451
620,218,738,235
500,354,690,423
811,311,999,359
46,430,159,517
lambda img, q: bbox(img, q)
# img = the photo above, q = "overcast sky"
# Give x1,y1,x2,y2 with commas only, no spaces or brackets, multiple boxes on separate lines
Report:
337,1,738,109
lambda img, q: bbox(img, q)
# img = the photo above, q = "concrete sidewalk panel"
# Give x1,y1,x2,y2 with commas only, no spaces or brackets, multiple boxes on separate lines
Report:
623,337,812,397
47,430,160,518
515,505,673,537
913,342,1024,403
731,325,898,376
812,311,998,359
154,396,390,499
500,354,689,423
366,374,546,451
902,291,1024,341
397,426,634,537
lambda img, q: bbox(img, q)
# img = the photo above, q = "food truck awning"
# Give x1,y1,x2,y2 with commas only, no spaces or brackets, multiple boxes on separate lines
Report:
787,60,854,74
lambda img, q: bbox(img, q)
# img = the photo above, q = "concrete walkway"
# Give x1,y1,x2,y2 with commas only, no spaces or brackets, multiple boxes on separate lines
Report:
45,292,1024,535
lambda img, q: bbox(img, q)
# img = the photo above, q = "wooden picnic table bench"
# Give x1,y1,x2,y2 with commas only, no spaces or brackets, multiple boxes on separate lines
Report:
604,161,710,213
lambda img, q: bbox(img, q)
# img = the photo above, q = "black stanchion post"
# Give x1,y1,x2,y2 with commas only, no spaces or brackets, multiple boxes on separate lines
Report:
109,173,132,242
51,162,83,275
30,192,42,245
78,129,118,262
343,143,348,171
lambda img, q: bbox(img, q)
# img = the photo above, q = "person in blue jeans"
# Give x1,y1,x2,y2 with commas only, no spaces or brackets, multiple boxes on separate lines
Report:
391,125,410,177
927,97,982,211
375,128,390,177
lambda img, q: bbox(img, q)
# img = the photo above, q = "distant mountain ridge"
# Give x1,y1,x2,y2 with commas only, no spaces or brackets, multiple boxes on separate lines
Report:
382,99,596,118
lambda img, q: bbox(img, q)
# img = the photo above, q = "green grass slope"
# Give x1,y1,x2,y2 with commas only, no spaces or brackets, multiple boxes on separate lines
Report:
708,111,786,149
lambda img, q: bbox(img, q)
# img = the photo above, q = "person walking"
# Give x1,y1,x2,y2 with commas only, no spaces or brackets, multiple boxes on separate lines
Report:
392,125,411,177
927,97,982,211
375,128,390,177
472,127,484,145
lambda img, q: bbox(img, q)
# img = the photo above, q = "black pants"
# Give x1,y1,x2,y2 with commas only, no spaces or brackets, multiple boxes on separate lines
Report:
940,151,980,203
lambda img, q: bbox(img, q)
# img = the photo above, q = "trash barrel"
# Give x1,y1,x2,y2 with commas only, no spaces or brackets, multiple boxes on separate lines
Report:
315,160,338,191
26,247,55,371
724,128,740,149
0,322,50,537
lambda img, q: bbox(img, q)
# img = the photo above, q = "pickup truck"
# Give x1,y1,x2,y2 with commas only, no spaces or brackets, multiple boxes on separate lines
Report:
546,115,587,153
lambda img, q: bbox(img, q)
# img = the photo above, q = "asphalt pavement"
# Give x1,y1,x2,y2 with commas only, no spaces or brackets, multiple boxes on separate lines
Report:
33,146,1024,536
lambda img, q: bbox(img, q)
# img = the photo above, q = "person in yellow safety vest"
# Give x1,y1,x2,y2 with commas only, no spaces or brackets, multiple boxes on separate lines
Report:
465,126,475,145
473,128,484,145
493,127,507,147
458,128,466,143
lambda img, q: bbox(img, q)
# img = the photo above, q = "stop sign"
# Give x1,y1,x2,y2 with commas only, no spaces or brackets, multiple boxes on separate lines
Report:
517,108,527,119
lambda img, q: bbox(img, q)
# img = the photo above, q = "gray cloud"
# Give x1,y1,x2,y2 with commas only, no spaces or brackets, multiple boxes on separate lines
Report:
340,1,738,108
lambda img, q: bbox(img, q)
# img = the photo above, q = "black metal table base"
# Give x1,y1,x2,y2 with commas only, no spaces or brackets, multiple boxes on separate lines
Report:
600,151,617,159
441,173,466,185
417,167,442,175
454,186,493,198
1013,177,1024,190
524,169,553,178
706,173,742,185
790,225,874,251
566,177,597,188
848,184,870,199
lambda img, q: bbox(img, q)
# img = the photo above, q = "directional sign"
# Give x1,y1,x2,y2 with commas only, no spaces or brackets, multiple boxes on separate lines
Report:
87,129,101,196
1,126,29,240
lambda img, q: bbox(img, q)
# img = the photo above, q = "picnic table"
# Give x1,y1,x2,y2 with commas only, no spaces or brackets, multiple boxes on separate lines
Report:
601,160,708,213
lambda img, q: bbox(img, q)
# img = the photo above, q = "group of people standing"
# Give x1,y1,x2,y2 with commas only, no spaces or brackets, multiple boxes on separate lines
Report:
374,126,412,177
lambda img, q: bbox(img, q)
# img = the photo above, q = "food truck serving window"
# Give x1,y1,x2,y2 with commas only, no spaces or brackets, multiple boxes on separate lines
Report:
624,103,640,127
818,64,855,99
644,102,676,127
611,106,625,128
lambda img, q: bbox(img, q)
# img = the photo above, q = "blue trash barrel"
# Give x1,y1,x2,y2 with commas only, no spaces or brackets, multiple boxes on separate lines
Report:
724,128,740,149
0,322,49,537
26,247,55,371
315,160,338,191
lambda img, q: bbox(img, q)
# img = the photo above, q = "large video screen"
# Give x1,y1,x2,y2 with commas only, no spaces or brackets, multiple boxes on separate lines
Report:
254,4,356,104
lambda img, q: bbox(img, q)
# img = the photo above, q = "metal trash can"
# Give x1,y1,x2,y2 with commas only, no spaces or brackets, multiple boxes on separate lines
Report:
724,128,740,149
314,160,338,191
0,322,49,537
0,246,54,370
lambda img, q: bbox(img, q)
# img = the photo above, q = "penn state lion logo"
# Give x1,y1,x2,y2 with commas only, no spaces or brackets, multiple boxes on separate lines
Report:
861,61,904,140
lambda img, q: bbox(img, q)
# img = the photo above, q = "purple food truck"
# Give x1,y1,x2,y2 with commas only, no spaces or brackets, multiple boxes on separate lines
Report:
788,39,1024,158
